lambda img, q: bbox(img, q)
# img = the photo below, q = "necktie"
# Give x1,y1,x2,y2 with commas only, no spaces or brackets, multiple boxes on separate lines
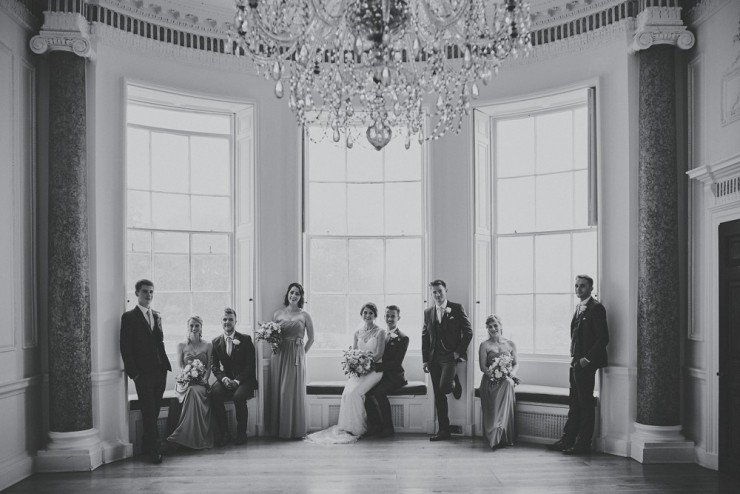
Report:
226,336,233,356
146,309,153,330
436,306,443,323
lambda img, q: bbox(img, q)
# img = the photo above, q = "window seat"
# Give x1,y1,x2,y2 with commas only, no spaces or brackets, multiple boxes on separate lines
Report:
307,381,427,396
474,384,599,406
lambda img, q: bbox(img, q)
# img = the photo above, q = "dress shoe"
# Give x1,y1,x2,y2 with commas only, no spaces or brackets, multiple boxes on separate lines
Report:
429,432,452,442
562,444,591,455
234,433,248,445
546,439,573,452
149,451,163,464
379,427,394,438
452,375,462,400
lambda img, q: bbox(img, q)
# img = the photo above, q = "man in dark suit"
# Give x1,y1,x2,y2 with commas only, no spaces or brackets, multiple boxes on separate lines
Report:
365,305,409,437
422,279,473,441
210,307,257,446
119,279,172,464
548,274,609,455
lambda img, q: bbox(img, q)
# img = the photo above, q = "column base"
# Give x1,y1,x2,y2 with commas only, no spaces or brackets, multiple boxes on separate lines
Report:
101,439,133,464
35,428,104,472
630,423,695,463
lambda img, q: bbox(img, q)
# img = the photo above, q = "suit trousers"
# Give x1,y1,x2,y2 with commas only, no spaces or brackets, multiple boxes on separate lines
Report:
133,371,167,453
563,363,597,446
429,357,457,433
365,377,403,432
211,380,251,437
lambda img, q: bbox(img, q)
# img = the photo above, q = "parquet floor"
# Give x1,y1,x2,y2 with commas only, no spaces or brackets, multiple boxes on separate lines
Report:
7,436,739,493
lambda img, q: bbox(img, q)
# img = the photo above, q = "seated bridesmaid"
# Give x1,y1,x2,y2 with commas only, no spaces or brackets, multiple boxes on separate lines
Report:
478,314,519,449
167,316,214,449
270,282,315,439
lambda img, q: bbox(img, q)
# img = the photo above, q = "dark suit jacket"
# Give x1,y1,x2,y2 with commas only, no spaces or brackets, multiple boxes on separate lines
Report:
374,329,409,390
571,298,609,369
210,331,258,396
120,307,172,380
422,301,473,363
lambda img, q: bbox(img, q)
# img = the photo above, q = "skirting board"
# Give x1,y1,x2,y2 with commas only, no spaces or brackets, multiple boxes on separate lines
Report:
0,452,33,491
695,446,718,470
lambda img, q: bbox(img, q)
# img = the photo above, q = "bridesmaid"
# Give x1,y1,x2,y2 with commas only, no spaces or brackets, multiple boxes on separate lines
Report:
478,314,518,449
270,282,315,438
167,316,214,449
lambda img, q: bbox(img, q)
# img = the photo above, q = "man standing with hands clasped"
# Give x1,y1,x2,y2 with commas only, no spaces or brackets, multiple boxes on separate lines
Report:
422,280,473,441
547,274,609,455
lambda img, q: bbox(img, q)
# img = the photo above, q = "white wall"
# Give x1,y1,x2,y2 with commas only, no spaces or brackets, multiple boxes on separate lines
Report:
0,1,42,489
686,0,740,470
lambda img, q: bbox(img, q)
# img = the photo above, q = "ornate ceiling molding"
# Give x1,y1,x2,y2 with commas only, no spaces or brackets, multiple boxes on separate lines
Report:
530,0,627,29
0,0,38,32
94,0,230,35
30,11,94,58
629,5,695,53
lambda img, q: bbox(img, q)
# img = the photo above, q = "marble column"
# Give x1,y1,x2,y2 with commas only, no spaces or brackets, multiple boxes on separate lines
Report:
629,3,695,464
31,12,102,471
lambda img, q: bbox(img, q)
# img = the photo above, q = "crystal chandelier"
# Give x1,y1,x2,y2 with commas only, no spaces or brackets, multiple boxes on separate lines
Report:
230,0,531,150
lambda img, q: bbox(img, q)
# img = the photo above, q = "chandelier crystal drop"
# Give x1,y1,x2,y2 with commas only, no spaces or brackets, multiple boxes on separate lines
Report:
230,0,532,150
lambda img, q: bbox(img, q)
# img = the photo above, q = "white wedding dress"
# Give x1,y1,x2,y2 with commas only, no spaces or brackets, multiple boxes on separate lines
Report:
305,326,386,444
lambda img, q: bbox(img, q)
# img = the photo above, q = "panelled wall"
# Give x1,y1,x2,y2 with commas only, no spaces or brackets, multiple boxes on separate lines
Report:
0,1,42,490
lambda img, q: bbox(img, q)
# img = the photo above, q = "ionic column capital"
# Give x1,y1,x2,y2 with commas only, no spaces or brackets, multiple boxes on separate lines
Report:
30,12,93,58
629,5,695,53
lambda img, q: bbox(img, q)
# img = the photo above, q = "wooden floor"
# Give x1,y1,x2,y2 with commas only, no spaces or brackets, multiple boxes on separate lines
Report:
7,436,739,493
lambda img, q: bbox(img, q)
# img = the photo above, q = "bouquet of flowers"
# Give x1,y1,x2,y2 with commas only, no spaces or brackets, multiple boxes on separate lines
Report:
175,358,207,387
256,321,283,354
486,353,520,386
341,348,375,378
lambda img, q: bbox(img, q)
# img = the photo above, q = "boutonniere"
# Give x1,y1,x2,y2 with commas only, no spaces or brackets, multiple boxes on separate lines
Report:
444,307,452,315
389,332,399,340
232,338,241,346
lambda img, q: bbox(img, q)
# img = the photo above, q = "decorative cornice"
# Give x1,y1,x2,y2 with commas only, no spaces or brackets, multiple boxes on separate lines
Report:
531,0,627,29
30,12,94,58
687,152,740,184
95,0,231,36
629,6,695,53
687,0,731,27
0,0,38,32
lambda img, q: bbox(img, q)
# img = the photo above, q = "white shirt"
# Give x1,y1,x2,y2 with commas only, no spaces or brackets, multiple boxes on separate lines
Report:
137,304,153,330
222,332,239,385
576,296,592,315
435,300,448,323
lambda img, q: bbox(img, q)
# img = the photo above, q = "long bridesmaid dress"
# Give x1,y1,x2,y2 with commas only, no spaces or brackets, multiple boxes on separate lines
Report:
270,319,307,438
167,350,214,449
479,350,517,449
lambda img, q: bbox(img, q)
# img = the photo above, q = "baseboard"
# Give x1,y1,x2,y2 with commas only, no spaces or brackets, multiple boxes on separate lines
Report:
101,439,133,464
695,446,718,470
0,452,34,491
596,435,631,457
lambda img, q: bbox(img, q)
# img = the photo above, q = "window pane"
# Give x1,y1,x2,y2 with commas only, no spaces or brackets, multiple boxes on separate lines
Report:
497,177,534,234
535,172,573,231
309,183,346,235
152,192,190,230
127,127,150,190
310,239,348,293
386,238,422,293
347,138,383,182
127,190,151,228
496,236,533,294
192,233,229,254
151,132,189,193
154,253,190,291
348,239,384,294
127,104,231,134
535,110,573,174
308,294,347,348
384,137,421,181
155,292,191,331
535,234,571,293
127,253,151,292
385,182,422,235
573,107,588,170
572,231,598,287
153,232,189,253
574,170,589,229
496,117,535,178
192,291,231,341
191,136,230,195
495,294,533,353
307,136,345,182
348,294,384,330
535,294,572,354
192,254,230,291
127,229,151,253
192,195,231,231
347,183,383,235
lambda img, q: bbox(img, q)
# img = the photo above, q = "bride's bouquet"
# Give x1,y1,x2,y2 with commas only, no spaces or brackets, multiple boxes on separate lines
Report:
256,321,282,354
341,348,375,378
486,353,520,386
175,358,207,387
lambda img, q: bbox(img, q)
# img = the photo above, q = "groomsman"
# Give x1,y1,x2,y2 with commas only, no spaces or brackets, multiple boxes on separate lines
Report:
422,280,473,441
210,307,258,446
120,279,172,464
547,274,609,455
365,305,409,437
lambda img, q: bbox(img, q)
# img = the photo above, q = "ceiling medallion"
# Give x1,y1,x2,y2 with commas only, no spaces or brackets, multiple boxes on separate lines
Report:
230,0,532,150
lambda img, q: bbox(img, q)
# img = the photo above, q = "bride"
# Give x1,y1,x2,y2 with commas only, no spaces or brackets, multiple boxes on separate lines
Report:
305,302,387,444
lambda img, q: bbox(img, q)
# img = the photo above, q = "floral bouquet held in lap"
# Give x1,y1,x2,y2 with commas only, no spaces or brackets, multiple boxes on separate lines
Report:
256,321,283,354
176,359,207,388
486,353,521,386
341,348,375,378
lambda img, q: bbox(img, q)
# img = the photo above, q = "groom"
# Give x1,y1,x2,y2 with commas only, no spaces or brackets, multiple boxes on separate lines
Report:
365,305,409,437
422,279,473,441
210,307,258,446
